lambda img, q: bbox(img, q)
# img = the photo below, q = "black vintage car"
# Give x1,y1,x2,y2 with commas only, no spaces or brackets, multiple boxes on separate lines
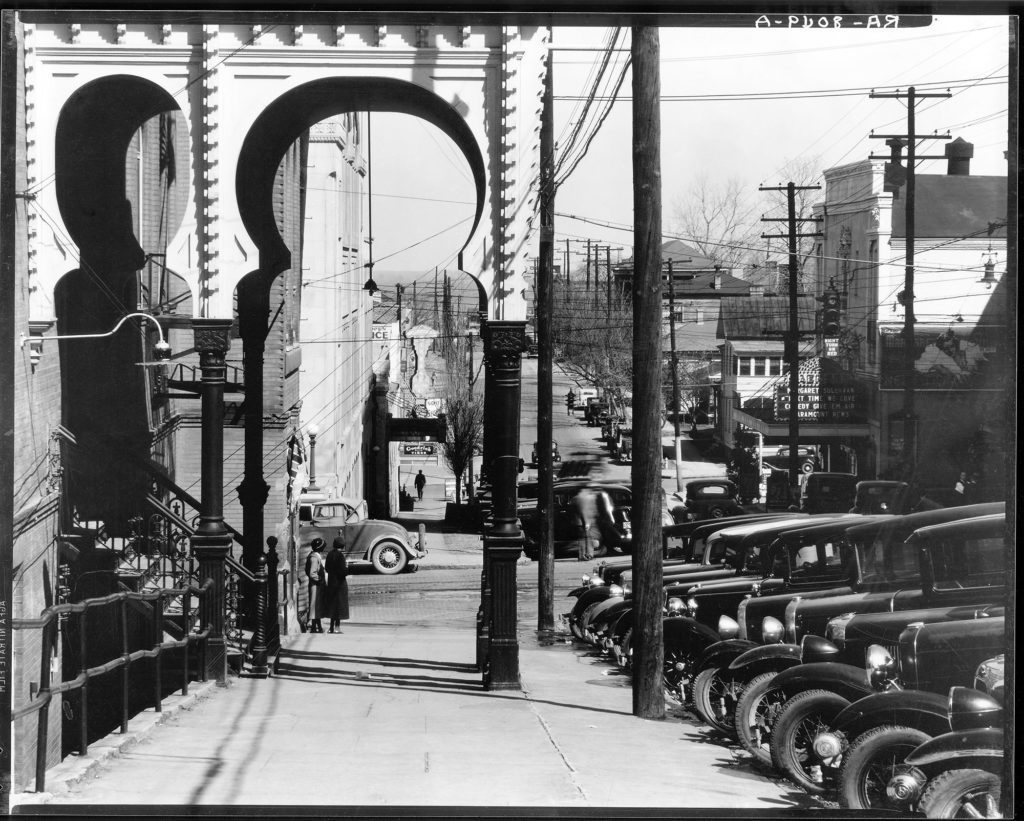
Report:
887,657,1005,817
799,472,859,514
767,604,1005,797
668,478,746,523
817,641,1006,810
729,508,1005,769
682,515,889,731
520,480,631,560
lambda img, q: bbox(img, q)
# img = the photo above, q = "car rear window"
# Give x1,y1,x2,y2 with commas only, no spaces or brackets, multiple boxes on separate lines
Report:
692,484,729,497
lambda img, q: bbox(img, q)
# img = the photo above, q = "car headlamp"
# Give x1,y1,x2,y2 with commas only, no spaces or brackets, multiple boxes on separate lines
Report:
622,582,632,597
825,612,857,645
718,615,740,640
866,643,895,674
686,596,699,614
608,584,624,598
581,574,591,585
667,597,684,614
761,616,784,644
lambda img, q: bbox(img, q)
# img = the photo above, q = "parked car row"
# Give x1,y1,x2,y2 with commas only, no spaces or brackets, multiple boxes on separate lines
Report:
565,501,1007,816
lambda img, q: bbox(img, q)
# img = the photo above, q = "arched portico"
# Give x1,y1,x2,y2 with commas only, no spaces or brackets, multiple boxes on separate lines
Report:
20,14,548,690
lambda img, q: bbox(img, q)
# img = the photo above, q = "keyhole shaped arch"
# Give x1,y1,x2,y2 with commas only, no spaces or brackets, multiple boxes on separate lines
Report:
55,74,184,275
236,76,488,311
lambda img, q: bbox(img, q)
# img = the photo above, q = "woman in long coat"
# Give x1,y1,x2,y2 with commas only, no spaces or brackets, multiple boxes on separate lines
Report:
324,536,350,632
304,538,327,633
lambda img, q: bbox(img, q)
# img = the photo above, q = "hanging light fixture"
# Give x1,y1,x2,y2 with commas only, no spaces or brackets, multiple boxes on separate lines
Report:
19,311,172,370
978,243,998,289
362,110,378,296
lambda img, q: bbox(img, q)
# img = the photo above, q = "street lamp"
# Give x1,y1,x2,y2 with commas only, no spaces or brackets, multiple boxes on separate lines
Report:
306,422,320,492
19,311,172,369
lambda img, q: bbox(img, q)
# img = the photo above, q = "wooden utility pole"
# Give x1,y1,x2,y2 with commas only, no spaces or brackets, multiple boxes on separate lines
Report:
630,25,664,721
537,30,556,632
667,260,683,492
869,86,951,481
760,182,821,491
1003,19,1017,817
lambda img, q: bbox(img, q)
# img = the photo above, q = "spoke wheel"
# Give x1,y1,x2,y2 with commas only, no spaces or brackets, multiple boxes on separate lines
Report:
919,769,1002,819
663,645,697,698
734,672,787,766
838,724,930,811
692,666,741,735
371,540,408,575
770,689,850,794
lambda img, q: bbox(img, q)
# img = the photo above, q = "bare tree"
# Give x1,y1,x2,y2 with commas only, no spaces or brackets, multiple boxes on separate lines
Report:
671,174,762,269
756,156,824,291
551,273,633,418
664,350,716,427
438,337,481,506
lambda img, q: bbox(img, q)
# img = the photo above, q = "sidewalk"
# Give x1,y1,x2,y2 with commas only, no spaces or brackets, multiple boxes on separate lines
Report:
13,606,811,812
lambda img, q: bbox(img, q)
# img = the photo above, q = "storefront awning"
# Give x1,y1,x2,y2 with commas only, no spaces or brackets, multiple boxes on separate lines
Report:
733,408,871,439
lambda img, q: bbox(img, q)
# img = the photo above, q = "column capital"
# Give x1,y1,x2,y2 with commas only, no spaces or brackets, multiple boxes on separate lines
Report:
193,317,233,355
481,319,527,355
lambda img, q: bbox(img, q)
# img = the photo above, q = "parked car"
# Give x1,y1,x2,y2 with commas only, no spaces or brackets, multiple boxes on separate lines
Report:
684,515,890,732
669,478,746,523
799,472,859,514
729,508,1005,768
767,607,1005,796
530,440,561,466
520,480,631,560
298,496,427,575
763,445,819,474
886,657,1005,817
821,647,1005,811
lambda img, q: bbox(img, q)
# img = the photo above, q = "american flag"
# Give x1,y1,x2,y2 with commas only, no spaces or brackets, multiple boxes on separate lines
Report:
286,432,308,508
159,112,176,186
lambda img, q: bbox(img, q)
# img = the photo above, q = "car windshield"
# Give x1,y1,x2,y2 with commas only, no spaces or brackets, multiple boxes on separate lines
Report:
856,532,920,585
315,504,356,520
929,534,1004,591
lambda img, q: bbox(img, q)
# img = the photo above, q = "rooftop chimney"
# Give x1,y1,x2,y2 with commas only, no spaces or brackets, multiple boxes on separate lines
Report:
945,137,973,176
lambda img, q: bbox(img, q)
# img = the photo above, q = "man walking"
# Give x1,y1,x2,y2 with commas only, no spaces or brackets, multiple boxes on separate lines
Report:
414,469,427,501
566,390,575,415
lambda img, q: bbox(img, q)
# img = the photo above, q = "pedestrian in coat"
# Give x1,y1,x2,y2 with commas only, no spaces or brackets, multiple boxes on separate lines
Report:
414,470,427,501
305,538,327,633
325,536,350,632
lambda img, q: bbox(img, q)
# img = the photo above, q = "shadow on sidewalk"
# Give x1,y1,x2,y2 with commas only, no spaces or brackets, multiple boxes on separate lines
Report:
285,648,478,674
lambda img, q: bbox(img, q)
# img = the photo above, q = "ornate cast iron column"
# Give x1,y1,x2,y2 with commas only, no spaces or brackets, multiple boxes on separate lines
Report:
237,282,271,628
476,351,495,671
190,318,234,685
481,320,526,690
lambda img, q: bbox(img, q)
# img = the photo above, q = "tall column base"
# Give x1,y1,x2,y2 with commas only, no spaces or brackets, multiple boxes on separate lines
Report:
192,533,232,686
483,537,523,691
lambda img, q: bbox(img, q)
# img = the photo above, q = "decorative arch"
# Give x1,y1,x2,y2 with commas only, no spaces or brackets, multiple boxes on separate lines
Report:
236,76,488,310
55,75,183,273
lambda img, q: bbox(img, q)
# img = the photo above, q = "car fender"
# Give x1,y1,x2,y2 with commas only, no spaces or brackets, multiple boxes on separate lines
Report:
568,586,589,598
360,531,415,563
728,642,802,679
832,690,951,740
904,727,1003,770
663,615,721,651
573,585,615,612
772,661,875,702
697,639,759,673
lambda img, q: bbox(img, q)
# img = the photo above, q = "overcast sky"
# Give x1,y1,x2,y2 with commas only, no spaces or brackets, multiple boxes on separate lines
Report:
368,13,1009,298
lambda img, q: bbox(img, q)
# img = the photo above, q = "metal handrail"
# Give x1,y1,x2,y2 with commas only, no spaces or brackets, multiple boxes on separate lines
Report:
11,578,213,793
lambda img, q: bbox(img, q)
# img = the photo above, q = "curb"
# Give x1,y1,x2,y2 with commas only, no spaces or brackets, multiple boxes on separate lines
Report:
10,679,221,808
